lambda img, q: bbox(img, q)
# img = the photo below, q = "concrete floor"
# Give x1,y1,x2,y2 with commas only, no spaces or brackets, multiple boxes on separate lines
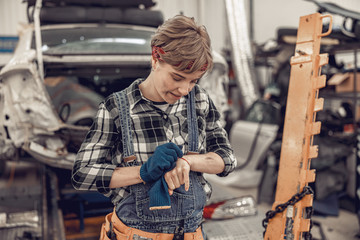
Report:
207,179,360,240
1,161,359,240
312,209,359,240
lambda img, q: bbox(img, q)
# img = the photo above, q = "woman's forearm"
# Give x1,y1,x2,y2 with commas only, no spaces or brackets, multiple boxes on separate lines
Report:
109,166,143,188
182,152,225,174
110,152,225,189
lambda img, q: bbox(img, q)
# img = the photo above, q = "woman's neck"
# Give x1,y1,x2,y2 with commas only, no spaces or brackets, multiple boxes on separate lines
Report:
139,75,161,102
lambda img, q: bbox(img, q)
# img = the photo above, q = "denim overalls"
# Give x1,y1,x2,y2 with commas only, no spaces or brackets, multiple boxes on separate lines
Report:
113,88,207,234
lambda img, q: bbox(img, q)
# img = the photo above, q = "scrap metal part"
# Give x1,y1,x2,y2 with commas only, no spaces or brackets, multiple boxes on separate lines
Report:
0,25,79,169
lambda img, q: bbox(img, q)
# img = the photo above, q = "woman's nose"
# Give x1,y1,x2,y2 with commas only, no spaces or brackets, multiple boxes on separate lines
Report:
178,82,191,96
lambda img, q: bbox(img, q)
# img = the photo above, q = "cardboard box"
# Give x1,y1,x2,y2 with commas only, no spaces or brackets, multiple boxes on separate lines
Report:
328,72,360,92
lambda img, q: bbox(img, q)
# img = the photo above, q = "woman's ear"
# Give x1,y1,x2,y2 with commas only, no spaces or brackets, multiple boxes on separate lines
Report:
151,57,158,71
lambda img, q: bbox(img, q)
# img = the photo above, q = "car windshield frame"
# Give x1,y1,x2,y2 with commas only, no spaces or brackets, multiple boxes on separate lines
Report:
33,24,155,56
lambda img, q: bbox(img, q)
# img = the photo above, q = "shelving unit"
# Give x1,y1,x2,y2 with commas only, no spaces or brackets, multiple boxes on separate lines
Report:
320,44,360,234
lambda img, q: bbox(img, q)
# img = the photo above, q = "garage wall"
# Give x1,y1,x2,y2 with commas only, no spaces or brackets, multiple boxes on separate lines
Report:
156,0,360,50
0,0,359,54
154,0,228,53
0,0,27,35
254,0,360,44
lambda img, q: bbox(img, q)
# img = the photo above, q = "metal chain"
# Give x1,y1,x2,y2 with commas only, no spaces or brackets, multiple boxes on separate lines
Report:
262,186,314,238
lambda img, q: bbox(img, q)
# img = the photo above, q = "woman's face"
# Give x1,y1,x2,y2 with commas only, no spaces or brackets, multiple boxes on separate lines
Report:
150,60,205,104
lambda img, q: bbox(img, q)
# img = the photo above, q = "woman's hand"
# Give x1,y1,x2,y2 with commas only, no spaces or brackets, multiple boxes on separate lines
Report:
139,142,183,183
164,157,191,195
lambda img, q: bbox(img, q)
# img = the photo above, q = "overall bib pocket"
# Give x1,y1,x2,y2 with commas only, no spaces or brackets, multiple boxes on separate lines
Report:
134,174,201,222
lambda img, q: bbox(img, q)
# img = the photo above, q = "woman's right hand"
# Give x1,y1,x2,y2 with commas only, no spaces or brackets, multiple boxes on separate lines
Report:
164,157,191,195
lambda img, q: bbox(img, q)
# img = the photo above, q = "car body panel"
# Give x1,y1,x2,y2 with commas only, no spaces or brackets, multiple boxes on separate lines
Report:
0,22,155,169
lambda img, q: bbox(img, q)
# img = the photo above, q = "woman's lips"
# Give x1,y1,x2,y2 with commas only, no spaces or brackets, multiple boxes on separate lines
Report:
170,92,182,99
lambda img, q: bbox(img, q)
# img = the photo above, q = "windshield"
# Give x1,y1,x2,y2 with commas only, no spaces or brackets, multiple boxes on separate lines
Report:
35,27,154,55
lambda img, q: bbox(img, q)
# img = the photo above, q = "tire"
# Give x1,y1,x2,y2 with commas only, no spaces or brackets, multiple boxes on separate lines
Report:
35,6,164,27
28,0,157,8
122,8,164,27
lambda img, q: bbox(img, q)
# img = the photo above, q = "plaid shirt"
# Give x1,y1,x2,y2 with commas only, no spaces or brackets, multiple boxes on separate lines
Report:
72,79,236,205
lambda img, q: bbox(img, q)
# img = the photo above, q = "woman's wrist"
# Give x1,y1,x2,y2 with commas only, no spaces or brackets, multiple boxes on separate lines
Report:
180,157,191,168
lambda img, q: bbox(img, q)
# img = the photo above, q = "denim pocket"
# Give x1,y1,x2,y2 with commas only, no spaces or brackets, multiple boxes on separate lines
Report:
193,173,208,210
134,179,195,222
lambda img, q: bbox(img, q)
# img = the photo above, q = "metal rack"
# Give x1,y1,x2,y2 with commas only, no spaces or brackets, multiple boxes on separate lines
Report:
320,45,360,236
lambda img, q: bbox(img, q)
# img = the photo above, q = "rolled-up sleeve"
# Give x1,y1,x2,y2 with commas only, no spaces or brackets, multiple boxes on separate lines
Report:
71,100,119,194
205,95,237,177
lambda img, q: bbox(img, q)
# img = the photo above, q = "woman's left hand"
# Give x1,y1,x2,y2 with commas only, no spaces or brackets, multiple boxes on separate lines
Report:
164,157,191,195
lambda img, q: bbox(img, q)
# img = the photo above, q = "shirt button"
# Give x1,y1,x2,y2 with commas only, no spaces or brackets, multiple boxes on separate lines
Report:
163,114,168,120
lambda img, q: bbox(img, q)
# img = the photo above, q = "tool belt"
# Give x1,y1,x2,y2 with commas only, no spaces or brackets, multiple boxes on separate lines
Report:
100,209,204,240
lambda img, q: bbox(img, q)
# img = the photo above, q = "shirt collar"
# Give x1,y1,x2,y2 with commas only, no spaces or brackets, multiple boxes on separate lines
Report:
126,79,144,109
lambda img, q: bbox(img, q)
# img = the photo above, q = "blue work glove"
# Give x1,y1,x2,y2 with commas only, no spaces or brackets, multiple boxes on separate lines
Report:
140,142,183,183
148,176,171,210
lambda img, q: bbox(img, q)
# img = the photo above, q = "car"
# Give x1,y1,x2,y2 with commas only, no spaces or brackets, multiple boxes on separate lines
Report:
0,0,163,170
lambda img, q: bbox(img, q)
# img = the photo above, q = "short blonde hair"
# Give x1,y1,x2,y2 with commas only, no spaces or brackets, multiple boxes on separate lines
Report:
151,15,213,73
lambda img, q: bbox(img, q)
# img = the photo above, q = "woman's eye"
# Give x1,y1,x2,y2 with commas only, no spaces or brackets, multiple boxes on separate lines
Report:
173,77,181,81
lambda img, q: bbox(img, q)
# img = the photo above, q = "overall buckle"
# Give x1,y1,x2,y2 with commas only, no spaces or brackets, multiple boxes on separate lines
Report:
106,221,117,240
174,220,185,240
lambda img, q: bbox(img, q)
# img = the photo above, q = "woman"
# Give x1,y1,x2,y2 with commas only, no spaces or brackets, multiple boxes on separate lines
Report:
72,15,236,240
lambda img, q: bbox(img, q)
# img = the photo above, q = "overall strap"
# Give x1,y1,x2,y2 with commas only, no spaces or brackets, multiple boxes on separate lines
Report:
187,89,199,153
114,90,136,162
114,88,198,159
